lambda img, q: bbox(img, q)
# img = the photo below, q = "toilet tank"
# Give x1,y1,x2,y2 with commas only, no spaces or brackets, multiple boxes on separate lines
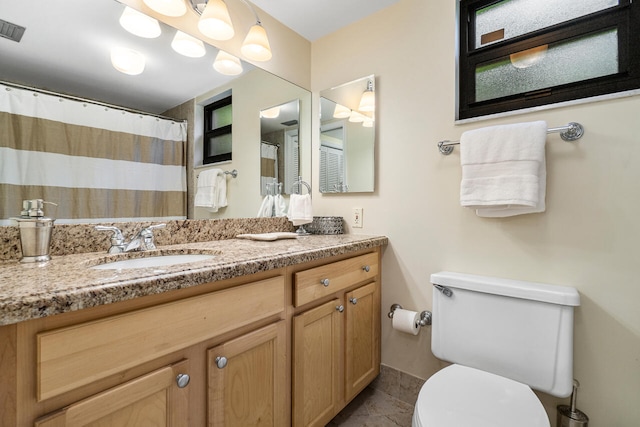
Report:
430,271,580,397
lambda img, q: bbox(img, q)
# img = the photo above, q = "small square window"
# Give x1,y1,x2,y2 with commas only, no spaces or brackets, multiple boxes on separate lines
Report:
203,96,232,164
458,0,640,119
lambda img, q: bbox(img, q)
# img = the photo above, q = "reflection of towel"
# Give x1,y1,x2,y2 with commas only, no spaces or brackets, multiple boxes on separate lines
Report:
460,121,547,217
274,194,287,217
195,169,227,213
236,232,298,241
257,195,274,218
287,194,313,226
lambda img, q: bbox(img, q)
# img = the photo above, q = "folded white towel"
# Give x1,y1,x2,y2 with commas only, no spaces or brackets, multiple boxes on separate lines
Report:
194,169,227,213
460,121,547,217
287,194,313,226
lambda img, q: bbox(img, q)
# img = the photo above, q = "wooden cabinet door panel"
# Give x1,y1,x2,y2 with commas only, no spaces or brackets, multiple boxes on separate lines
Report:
208,321,286,427
35,359,189,427
292,299,343,427
345,282,380,402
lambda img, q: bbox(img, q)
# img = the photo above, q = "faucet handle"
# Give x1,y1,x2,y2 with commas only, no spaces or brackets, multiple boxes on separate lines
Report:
138,223,166,250
95,226,126,253
145,223,166,232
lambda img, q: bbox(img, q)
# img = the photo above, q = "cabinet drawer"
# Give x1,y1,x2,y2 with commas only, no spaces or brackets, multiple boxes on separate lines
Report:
37,276,284,401
294,252,378,307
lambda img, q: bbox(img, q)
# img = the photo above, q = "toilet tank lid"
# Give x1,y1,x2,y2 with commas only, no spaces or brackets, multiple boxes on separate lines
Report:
431,271,580,306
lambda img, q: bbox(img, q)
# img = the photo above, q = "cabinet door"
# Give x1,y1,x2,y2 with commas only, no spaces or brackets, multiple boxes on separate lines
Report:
34,359,190,427
345,282,380,402
292,299,343,427
208,321,286,427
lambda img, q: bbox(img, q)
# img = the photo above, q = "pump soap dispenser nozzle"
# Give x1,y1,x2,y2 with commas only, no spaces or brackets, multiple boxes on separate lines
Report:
557,379,589,427
11,199,57,263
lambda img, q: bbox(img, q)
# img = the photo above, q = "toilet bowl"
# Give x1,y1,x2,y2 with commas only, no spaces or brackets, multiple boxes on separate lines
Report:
413,272,580,427
412,364,549,427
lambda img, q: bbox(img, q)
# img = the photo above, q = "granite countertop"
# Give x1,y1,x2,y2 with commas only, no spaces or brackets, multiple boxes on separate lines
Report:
0,234,387,326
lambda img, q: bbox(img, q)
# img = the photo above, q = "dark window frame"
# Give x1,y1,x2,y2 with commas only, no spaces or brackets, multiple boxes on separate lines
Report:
458,0,640,120
203,95,232,164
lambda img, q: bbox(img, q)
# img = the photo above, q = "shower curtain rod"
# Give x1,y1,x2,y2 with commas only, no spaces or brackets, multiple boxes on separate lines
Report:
1,80,186,123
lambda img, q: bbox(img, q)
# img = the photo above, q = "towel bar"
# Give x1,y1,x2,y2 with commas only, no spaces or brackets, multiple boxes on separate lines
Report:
196,169,238,178
437,122,584,155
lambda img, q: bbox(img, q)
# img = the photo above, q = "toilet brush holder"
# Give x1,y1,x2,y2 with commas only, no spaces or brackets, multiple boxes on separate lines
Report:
557,380,589,427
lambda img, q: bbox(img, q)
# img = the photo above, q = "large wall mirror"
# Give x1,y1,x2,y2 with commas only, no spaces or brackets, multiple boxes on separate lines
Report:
0,0,311,223
319,75,375,193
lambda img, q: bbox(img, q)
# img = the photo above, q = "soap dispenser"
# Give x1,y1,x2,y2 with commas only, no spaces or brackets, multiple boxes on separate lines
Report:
12,199,57,263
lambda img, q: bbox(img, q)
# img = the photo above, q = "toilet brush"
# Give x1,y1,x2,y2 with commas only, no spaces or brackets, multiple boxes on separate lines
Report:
557,379,589,427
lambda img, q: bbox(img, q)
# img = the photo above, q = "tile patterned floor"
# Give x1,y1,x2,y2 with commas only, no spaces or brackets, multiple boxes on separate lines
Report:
326,386,415,427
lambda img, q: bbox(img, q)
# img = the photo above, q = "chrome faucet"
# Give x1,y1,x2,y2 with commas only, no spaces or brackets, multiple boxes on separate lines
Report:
95,223,166,254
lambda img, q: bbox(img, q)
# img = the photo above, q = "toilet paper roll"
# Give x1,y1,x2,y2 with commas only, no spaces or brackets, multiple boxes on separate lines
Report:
392,308,420,335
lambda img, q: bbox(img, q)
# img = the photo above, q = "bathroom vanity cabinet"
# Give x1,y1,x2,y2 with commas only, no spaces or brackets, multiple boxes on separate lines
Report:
0,243,383,427
292,252,381,427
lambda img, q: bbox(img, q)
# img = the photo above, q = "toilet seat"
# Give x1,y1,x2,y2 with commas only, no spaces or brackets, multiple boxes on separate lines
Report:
413,364,550,427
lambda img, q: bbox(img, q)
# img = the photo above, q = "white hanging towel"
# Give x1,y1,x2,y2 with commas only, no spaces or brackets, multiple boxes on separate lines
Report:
257,195,274,217
273,194,287,217
287,194,313,226
194,169,227,212
460,121,547,217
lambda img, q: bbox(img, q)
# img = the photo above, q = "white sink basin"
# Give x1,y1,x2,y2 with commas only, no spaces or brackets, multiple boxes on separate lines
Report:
91,254,216,270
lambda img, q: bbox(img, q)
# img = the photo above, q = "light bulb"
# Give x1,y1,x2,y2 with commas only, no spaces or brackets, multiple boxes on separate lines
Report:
111,47,145,75
198,0,234,41
213,50,243,75
171,31,206,58
119,7,161,38
241,24,272,62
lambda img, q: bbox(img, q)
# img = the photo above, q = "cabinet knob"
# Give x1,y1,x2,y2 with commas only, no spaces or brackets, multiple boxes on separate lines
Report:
320,278,330,287
349,297,358,305
176,373,190,388
336,305,344,313
215,356,228,369
362,265,370,272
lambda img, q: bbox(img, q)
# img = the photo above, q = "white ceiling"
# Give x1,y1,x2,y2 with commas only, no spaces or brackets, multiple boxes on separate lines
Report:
0,0,398,114
251,0,400,41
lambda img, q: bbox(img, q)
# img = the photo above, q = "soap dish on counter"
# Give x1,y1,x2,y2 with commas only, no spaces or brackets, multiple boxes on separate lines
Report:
236,232,299,241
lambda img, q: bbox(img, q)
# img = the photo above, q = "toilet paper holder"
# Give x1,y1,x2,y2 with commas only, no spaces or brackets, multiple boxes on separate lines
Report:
388,303,432,327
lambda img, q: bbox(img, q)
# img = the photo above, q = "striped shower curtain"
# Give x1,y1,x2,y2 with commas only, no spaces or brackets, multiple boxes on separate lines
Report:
0,83,187,224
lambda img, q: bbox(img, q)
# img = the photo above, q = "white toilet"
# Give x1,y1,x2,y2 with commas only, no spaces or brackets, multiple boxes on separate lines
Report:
413,271,581,427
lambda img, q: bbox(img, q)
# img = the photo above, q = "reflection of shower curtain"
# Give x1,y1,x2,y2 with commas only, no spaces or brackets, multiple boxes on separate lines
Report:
260,142,278,196
0,83,187,224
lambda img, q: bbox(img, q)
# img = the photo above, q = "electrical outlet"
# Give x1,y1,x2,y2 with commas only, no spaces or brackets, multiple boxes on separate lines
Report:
353,208,363,228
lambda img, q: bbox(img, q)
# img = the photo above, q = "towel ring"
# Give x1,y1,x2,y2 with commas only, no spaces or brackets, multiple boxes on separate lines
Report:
291,176,311,194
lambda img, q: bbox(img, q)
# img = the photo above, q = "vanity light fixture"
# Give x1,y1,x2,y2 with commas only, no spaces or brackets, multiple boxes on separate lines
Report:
110,47,146,75
171,30,206,57
358,80,375,112
510,45,548,69
260,106,280,118
143,0,187,17
348,111,366,123
120,6,161,38
198,0,235,40
213,50,243,75
333,103,351,119
188,0,272,62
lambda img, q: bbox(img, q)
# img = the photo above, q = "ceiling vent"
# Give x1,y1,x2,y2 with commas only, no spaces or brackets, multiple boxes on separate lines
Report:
0,19,26,43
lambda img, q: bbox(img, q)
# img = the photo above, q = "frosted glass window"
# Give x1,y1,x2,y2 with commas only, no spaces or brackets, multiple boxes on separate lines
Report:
475,0,619,48
475,29,618,103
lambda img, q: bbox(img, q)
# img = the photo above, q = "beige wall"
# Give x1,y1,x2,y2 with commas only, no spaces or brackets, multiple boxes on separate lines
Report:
311,0,640,425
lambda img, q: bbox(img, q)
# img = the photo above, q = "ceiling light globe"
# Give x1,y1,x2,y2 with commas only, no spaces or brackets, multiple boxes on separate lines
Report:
119,7,161,38
358,90,375,112
241,24,272,62
111,47,145,75
260,106,280,119
213,50,243,75
171,31,206,58
142,0,186,17
198,0,235,41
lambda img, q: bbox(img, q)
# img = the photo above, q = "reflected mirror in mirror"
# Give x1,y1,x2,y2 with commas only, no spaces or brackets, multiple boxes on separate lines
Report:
260,99,300,196
319,75,375,193
0,0,311,223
